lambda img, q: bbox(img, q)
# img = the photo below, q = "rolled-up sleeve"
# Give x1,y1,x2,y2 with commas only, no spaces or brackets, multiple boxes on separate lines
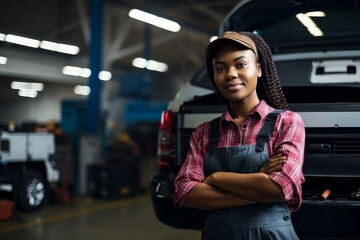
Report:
173,123,208,208
268,111,305,212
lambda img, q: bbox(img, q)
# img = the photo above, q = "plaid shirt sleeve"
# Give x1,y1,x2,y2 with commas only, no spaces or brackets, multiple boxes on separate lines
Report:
173,121,210,207
268,111,306,212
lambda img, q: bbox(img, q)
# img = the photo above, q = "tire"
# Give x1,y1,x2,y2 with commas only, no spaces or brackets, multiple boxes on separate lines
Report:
16,170,48,211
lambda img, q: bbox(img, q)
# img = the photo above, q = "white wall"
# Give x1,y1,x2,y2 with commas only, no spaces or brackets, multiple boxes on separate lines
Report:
0,79,86,125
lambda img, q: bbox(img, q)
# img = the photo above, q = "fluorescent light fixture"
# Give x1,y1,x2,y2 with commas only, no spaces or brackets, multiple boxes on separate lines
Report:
1,32,79,55
306,11,325,17
10,81,43,98
62,66,111,79
129,9,181,32
308,26,323,37
11,81,44,91
147,60,168,72
0,56,7,64
40,40,57,51
210,36,218,42
18,89,38,98
40,41,80,55
62,66,91,78
5,34,40,48
132,58,148,69
62,66,82,76
296,13,316,28
74,85,91,96
80,68,91,78
99,71,112,81
57,43,79,55
132,57,168,72
296,13,324,37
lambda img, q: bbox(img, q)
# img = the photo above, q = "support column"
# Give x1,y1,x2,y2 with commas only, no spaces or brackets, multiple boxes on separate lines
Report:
87,0,103,133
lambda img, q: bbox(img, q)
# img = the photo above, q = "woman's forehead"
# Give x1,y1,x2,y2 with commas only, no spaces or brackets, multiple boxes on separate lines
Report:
213,46,256,61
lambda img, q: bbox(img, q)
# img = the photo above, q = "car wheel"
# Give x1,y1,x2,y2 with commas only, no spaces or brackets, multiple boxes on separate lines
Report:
16,170,48,211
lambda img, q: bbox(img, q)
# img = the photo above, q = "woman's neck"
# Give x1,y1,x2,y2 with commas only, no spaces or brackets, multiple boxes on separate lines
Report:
229,98,260,125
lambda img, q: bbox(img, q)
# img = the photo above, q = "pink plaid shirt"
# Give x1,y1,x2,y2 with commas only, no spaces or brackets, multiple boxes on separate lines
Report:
173,100,305,211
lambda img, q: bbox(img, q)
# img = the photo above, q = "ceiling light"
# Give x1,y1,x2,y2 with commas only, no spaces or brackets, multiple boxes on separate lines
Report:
0,56,7,65
99,71,112,81
308,26,323,37
1,32,79,55
74,85,91,96
5,34,40,48
62,66,91,78
62,66,111,80
40,41,58,51
129,9,181,32
18,89,38,98
62,66,82,76
80,68,91,78
40,41,80,55
11,81,44,91
132,58,148,69
296,13,316,28
306,11,325,17
132,57,168,72
210,36,218,42
147,60,168,72
296,13,324,37
57,43,80,55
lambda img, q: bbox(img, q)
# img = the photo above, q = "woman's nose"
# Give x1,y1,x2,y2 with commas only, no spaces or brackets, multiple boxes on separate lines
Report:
226,67,237,80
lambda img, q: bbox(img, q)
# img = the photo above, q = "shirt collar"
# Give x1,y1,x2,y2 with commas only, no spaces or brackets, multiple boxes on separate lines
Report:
220,100,274,123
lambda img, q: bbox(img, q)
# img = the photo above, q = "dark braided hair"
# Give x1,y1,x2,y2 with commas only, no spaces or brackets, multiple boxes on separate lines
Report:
206,32,289,110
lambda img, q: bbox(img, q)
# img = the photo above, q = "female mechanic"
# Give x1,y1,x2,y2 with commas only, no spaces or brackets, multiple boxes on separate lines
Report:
173,31,305,239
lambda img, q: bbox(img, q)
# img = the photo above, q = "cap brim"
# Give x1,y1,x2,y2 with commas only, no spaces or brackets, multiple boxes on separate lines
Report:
205,31,258,59
205,38,239,59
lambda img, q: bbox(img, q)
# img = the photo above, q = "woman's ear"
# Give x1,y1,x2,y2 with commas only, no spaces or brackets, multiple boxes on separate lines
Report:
257,63,262,78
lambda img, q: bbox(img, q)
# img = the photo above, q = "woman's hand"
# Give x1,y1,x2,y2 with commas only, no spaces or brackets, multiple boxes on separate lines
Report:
259,154,286,174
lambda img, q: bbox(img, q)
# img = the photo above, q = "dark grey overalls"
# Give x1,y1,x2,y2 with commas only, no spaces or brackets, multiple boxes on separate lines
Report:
202,110,299,240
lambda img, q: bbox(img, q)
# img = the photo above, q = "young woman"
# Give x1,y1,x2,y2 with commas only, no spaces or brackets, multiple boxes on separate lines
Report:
173,31,305,239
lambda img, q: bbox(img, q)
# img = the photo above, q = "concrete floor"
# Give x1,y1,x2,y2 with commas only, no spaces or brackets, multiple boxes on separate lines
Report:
2,193,360,240
0,193,201,240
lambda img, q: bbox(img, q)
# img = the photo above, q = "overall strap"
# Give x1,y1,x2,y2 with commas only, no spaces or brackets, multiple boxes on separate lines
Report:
255,109,285,152
208,117,221,154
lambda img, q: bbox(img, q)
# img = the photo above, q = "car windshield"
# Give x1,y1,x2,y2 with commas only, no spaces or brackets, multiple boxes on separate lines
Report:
192,0,360,93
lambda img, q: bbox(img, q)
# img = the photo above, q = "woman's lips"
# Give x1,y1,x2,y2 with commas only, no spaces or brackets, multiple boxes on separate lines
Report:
225,82,244,90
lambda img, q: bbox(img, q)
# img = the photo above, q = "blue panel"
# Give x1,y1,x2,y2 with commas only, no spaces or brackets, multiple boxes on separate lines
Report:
61,100,87,133
122,101,168,128
119,74,150,99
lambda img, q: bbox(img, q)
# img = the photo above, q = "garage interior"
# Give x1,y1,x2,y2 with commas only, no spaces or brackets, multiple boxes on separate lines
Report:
2,0,360,240
0,0,237,239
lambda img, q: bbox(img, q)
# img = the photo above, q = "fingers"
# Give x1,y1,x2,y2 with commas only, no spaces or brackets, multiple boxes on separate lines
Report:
259,154,286,174
267,154,286,174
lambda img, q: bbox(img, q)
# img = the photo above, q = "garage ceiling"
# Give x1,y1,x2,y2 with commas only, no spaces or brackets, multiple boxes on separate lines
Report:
0,0,240,87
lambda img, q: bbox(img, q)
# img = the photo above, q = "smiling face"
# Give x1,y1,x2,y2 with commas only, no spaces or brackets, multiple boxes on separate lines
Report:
212,44,262,106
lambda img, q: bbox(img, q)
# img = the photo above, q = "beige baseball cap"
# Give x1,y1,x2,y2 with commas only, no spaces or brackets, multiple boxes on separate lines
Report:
205,31,258,59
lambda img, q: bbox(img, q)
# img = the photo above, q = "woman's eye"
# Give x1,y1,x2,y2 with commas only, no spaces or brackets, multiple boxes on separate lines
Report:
236,62,247,68
215,67,224,73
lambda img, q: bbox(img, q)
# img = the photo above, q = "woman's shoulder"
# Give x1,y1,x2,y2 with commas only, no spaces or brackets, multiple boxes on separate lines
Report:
193,115,223,138
279,110,305,127
193,120,211,135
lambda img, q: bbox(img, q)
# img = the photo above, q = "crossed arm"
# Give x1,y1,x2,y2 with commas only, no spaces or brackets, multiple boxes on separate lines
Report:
182,154,286,210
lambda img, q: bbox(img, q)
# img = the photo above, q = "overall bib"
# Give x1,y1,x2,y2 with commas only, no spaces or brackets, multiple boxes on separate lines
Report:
202,110,299,240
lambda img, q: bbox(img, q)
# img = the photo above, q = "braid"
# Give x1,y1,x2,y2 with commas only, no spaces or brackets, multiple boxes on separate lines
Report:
240,32,289,109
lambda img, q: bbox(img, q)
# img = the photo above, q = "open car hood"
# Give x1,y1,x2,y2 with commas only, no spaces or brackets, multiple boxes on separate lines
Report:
220,0,360,54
